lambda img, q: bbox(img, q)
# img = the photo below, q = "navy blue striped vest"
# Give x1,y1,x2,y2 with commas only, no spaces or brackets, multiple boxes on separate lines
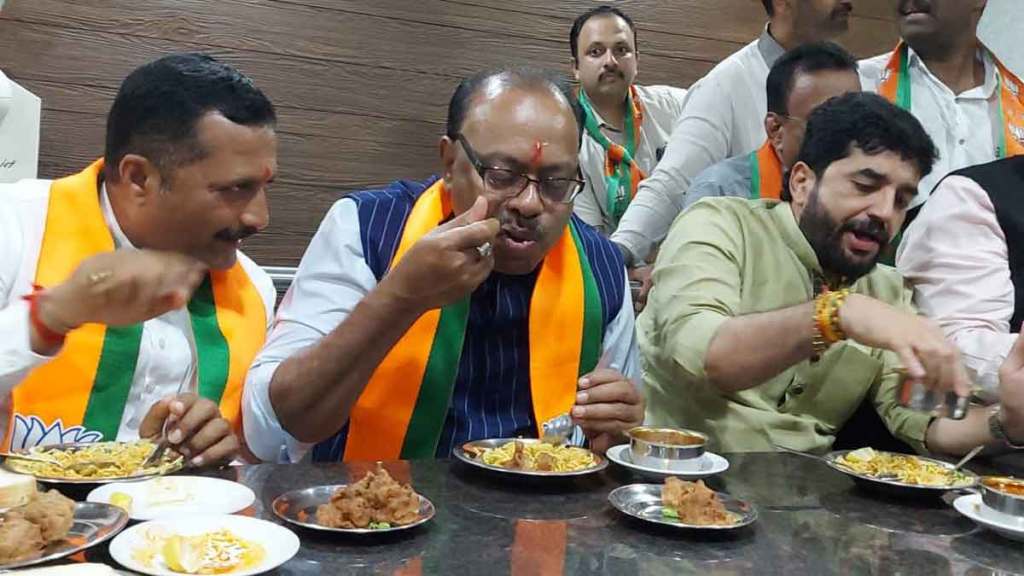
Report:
312,177,625,461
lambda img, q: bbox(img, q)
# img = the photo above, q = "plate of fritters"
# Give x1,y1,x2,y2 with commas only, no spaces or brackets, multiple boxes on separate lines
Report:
609,477,757,530
3,441,184,484
825,447,978,495
0,490,128,569
272,465,434,534
455,438,607,477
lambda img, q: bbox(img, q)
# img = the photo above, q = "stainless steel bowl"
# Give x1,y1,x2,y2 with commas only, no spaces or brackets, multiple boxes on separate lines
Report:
981,476,1024,518
626,426,707,471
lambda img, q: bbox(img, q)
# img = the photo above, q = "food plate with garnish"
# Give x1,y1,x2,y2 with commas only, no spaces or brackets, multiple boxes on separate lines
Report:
108,514,299,576
609,478,757,531
3,440,183,484
455,438,607,477
825,447,978,495
88,476,255,521
0,487,128,570
272,466,434,534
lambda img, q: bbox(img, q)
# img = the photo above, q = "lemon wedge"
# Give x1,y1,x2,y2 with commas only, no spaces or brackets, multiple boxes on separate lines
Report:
109,492,133,513
162,535,203,574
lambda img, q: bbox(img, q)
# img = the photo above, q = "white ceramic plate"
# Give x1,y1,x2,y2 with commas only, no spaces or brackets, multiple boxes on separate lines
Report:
108,514,300,576
606,444,729,480
953,493,1024,542
88,476,255,521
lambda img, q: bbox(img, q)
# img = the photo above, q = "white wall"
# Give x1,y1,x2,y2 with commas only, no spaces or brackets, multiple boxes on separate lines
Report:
980,0,1023,76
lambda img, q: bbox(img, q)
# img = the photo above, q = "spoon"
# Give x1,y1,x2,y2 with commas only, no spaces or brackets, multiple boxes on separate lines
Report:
0,450,121,473
772,444,898,479
952,444,985,472
541,413,573,445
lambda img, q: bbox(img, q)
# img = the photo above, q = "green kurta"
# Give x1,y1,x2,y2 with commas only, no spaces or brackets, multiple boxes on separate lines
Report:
638,197,933,454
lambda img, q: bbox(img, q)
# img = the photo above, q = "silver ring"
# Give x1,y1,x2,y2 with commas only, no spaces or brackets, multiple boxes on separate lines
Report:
476,242,493,258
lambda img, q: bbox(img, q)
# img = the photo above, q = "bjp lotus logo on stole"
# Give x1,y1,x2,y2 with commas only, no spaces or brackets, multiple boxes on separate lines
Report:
1011,124,1024,147
1007,79,1020,99
10,415,104,450
879,68,892,85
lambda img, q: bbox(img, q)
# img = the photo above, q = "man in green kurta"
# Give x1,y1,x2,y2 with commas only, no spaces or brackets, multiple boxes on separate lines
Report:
640,92,1007,456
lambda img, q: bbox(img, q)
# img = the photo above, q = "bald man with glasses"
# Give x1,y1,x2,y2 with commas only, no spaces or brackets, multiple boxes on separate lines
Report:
242,68,643,463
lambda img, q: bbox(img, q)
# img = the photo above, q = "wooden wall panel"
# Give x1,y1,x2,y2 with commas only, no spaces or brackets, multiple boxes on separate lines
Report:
0,0,896,266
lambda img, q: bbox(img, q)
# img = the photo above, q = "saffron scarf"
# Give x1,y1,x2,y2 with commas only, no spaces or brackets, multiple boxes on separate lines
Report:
342,181,604,461
879,42,1024,158
578,86,647,226
748,140,784,200
4,159,266,450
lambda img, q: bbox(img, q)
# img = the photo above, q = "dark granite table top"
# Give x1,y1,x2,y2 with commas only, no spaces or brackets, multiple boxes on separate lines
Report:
45,452,1024,575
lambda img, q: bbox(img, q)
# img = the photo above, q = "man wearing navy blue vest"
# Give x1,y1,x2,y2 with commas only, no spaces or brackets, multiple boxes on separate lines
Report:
243,67,643,462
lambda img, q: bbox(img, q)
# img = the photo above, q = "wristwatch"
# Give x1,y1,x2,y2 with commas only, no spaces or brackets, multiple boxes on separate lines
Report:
988,405,1024,450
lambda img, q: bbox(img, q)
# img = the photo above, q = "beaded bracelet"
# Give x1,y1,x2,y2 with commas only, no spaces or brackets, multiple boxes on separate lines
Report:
812,288,850,357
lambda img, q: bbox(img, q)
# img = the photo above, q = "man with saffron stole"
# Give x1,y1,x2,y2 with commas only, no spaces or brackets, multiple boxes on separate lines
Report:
569,6,686,236
861,0,1024,206
243,68,643,463
0,53,278,467
685,42,861,209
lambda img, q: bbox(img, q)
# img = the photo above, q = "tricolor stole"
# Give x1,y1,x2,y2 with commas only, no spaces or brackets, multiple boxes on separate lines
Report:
748,140,784,200
342,181,604,461
880,42,1024,158
578,86,647,226
2,159,266,450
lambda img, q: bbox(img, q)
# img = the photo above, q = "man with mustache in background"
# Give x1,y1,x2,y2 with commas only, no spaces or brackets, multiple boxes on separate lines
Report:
640,93,1011,456
569,6,687,237
243,67,643,463
861,0,1024,205
0,53,278,467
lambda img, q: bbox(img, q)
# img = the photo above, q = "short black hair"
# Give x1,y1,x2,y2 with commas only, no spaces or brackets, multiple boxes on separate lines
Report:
569,5,637,64
767,42,859,116
445,66,582,141
782,92,937,201
762,0,774,16
104,52,276,182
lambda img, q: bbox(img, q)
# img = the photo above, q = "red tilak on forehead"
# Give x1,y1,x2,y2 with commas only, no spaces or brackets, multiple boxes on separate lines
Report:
530,140,545,167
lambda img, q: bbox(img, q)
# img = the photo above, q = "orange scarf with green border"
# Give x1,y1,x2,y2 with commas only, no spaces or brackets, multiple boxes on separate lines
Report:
748,140,784,200
342,181,604,461
879,42,1024,158
3,159,266,451
578,86,647,226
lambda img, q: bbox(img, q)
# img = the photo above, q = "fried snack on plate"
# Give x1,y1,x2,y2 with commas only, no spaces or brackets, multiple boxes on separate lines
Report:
661,477,736,525
315,465,420,529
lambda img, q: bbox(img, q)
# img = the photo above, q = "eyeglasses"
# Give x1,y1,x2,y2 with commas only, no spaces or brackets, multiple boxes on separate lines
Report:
456,133,586,205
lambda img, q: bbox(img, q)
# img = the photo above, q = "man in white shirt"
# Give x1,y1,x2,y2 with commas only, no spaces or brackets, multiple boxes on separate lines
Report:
860,0,1023,205
0,53,277,467
608,0,855,312
609,0,854,272
685,42,861,208
898,156,1024,406
569,6,687,235
243,68,642,463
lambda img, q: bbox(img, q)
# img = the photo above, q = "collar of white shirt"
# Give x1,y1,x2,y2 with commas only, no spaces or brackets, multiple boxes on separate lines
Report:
757,24,786,69
99,183,135,250
906,45,999,100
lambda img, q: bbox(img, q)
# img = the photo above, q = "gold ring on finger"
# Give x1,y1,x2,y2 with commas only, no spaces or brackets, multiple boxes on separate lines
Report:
88,270,113,285
476,242,493,259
